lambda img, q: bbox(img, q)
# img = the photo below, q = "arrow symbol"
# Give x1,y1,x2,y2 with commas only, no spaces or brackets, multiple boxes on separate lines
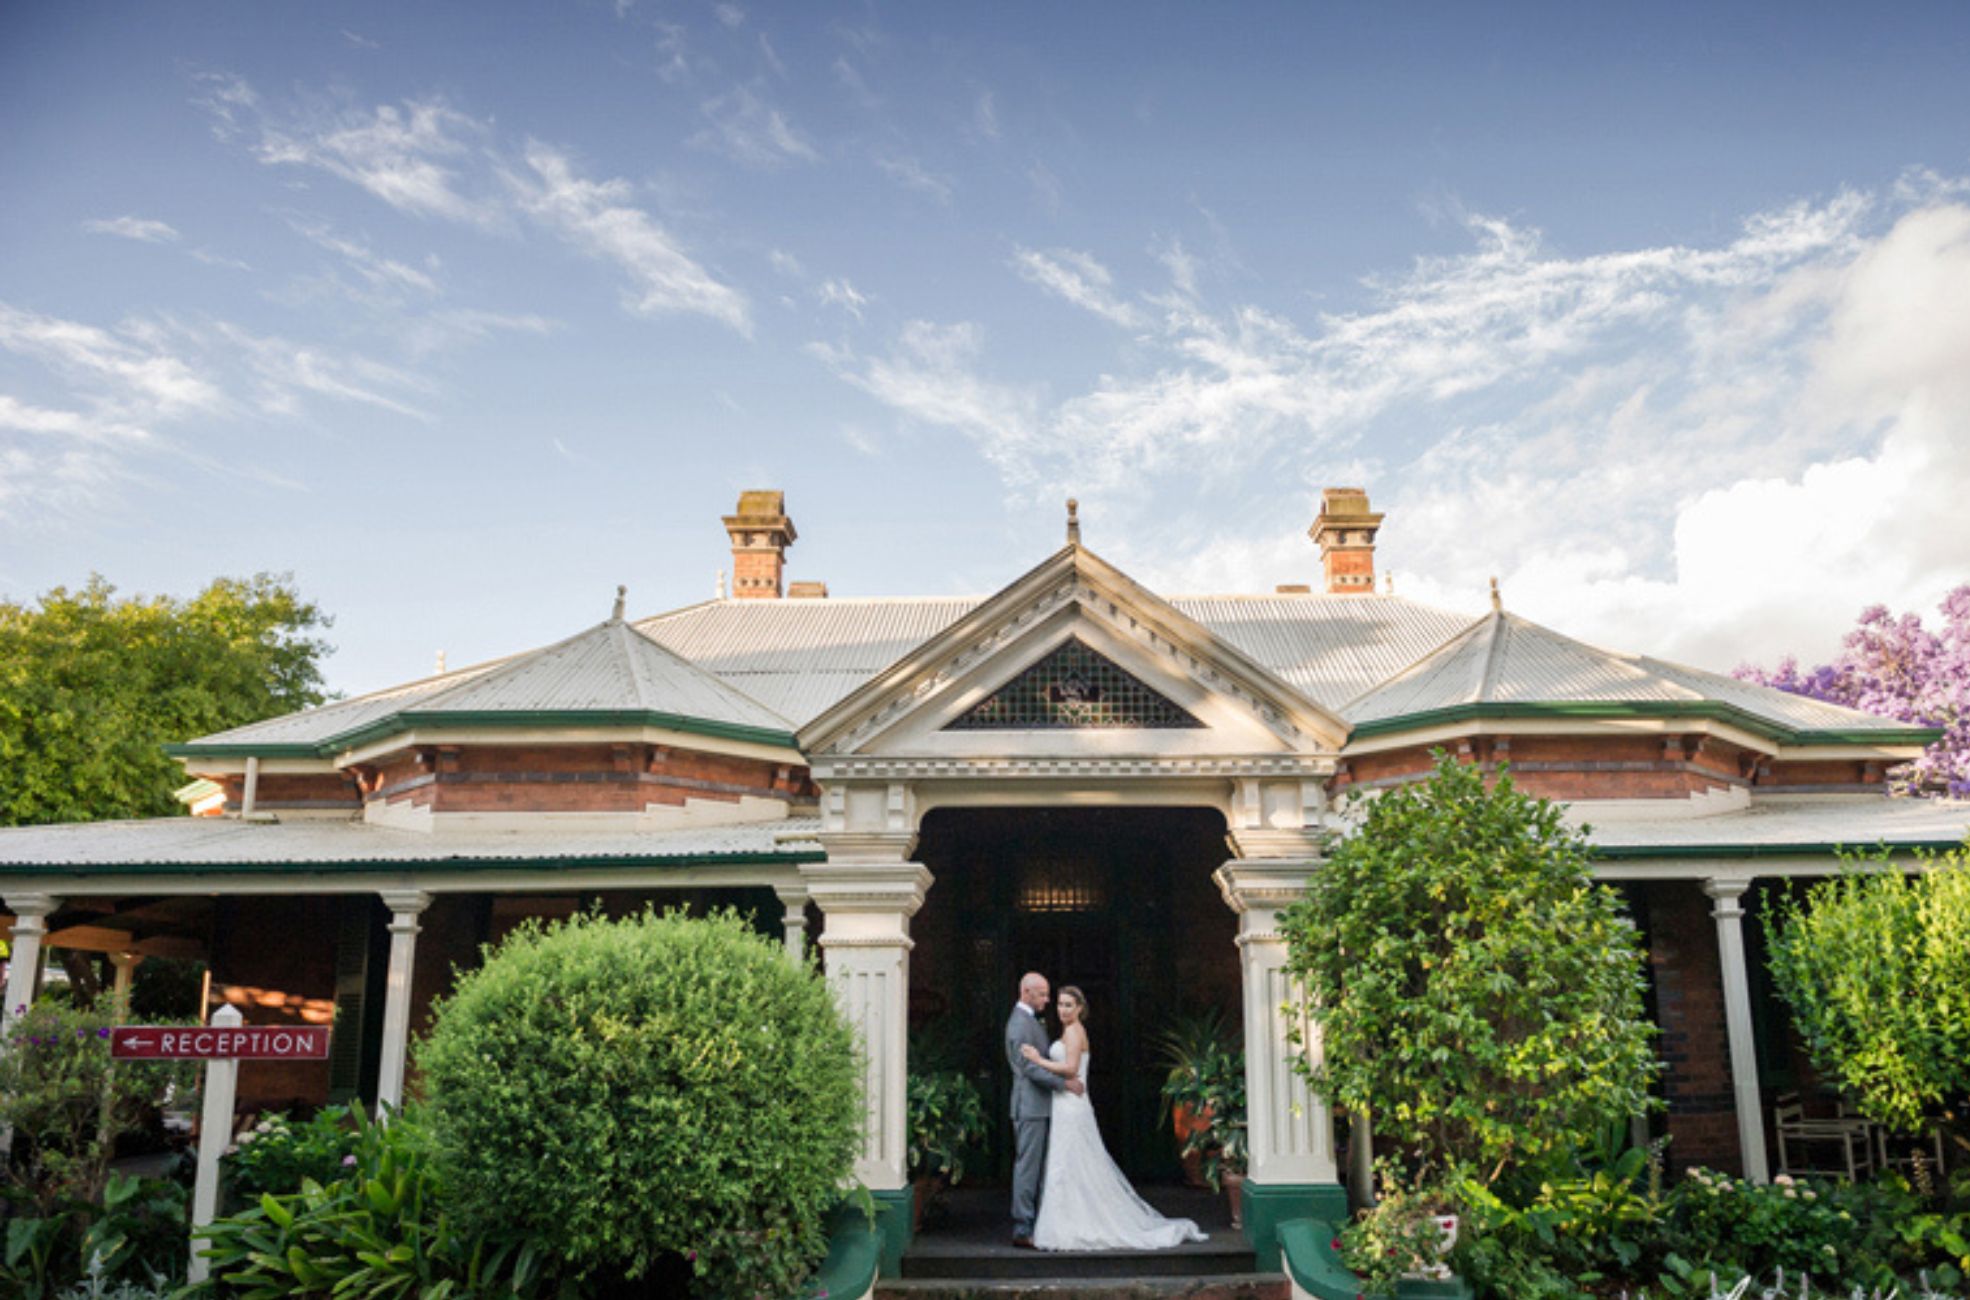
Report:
125,1036,153,1049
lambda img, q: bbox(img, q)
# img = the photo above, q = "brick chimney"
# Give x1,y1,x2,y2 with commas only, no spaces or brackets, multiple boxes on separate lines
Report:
722,490,796,599
1309,487,1384,595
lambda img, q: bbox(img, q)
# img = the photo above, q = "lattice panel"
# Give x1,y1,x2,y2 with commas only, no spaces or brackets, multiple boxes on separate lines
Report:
947,638,1204,730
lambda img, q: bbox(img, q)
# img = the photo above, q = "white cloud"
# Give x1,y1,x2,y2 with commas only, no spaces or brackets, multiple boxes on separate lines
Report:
1011,247,1141,327
288,217,440,294
0,394,149,442
769,248,804,277
821,183,1970,670
214,323,434,420
83,216,179,244
341,29,381,50
817,278,868,320
690,85,819,167
254,96,499,226
0,303,222,416
875,154,953,204
713,3,745,28
974,91,1000,140
508,143,751,333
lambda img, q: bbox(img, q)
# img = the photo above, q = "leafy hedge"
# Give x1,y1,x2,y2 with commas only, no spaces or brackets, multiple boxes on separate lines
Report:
416,908,862,1299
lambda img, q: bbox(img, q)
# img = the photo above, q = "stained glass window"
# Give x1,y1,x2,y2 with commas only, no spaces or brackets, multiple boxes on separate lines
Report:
947,637,1204,730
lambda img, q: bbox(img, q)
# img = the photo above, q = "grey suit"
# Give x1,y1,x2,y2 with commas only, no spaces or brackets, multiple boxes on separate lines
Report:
1006,1004,1068,1238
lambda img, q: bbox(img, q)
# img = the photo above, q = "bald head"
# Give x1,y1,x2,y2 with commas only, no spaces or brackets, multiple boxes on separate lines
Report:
1019,972,1050,1013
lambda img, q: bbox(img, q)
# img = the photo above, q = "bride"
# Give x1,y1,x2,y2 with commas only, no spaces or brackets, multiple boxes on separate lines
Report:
1019,986,1207,1251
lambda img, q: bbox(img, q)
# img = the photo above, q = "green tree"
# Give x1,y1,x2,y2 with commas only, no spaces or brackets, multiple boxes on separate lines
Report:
1764,847,1970,1153
0,574,331,826
1281,752,1658,1185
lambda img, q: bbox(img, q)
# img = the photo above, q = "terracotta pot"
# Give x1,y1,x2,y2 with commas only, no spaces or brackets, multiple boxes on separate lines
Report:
911,1174,947,1231
1222,1169,1246,1230
1173,1103,1216,1188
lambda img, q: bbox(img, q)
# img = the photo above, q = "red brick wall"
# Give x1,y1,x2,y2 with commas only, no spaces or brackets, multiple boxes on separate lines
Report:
360,742,810,815
732,548,783,598
1334,735,1754,802
1639,882,1745,1173
207,771,362,814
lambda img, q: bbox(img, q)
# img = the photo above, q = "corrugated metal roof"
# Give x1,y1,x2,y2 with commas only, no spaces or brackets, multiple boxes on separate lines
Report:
0,814,822,868
1588,797,1970,851
1345,609,1921,735
1171,595,1473,712
182,619,791,751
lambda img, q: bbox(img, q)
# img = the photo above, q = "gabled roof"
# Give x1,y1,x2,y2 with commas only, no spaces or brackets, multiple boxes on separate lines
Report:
797,544,1353,754
173,618,795,758
1344,608,1942,746
638,591,1467,724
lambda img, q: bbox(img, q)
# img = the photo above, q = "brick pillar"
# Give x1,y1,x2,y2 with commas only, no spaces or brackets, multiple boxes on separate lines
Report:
1643,881,1745,1172
722,490,796,599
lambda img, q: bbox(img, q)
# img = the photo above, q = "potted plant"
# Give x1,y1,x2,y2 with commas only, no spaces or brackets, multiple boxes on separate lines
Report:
1179,1044,1248,1227
1155,1009,1235,1187
906,1070,987,1230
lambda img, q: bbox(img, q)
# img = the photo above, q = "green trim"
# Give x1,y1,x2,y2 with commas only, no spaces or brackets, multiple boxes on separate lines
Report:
864,1187,911,1280
0,850,824,878
1243,1181,1348,1273
166,708,800,761
1277,1217,1361,1300
1397,1277,1476,1299
804,1201,881,1300
1594,840,1962,861
1347,700,1941,748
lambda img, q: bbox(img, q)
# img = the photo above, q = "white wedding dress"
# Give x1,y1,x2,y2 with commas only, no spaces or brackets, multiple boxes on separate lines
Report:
1032,1040,1208,1251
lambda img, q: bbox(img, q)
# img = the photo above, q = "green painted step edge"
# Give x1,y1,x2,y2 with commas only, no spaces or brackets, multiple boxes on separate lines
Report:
805,1201,882,1300
1278,1218,1475,1300
867,1186,912,1280
1244,1182,1348,1273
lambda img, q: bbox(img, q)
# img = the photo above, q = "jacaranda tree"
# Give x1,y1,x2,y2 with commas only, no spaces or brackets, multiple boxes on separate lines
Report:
1736,584,1970,797
1281,752,1658,1186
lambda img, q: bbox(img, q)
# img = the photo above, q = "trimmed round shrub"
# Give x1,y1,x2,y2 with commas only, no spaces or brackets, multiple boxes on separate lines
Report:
416,908,862,1299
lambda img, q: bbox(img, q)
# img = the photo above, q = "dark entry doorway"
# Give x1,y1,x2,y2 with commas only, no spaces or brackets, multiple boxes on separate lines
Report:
910,807,1240,1184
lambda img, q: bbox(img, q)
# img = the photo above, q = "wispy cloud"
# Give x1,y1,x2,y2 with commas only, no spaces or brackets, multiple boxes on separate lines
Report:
690,84,819,167
817,278,868,320
1011,247,1141,327
341,29,381,50
0,303,223,416
833,58,880,110
0,394,149,443
875,154,953,205
713,3,745,29
816,183,1970,668
508,142,752,332
196,74,749,331
83,216,179,244
974,91,1000,140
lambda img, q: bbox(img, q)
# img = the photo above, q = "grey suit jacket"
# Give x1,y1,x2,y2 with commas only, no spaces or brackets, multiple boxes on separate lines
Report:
1005,1005,1066,1120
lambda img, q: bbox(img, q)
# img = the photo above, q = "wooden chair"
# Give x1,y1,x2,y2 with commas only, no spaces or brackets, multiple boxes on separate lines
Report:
1773,1094,1874,1181
1875,1124,1948,1179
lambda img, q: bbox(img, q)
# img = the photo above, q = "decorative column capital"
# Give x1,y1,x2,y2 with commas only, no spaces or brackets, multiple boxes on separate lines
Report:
379,889,433,916
1702,877,1751,919
3,893,59,922
1214,859,1316,917
814,829,919,864
772,881,812,908
1227,827,1328,860
802,860,932,925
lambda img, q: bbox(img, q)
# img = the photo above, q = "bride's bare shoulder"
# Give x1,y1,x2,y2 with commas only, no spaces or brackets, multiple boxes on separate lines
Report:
1066,1022,1090,1048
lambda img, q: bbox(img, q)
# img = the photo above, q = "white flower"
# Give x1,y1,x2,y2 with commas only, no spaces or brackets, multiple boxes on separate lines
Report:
237,1131,256,1145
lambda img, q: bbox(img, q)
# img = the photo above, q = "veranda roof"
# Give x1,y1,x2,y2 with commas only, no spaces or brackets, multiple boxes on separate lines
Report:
0,815,824,874
1343,608,1939,746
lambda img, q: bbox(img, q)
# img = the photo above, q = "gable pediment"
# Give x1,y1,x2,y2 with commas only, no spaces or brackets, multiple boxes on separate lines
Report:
798,545,1350,758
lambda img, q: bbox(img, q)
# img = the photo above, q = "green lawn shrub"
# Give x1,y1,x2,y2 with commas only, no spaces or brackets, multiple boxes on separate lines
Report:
416,908,862,1299
1281,751,1659,1191
220,1105,360,1202
0,1000,192,1297
189,1104,554,1299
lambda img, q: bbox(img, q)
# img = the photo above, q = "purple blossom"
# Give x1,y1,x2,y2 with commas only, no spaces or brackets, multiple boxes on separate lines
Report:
96,1027,111,1039
1737,583,1970,797
342,1154,358,1167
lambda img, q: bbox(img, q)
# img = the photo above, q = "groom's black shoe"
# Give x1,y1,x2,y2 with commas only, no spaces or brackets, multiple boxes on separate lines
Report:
1011,1236,1036,1249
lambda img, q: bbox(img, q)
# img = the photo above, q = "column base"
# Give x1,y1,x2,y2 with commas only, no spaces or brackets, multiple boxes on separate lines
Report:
864,1186,912,1278
1243,1180,1348,1272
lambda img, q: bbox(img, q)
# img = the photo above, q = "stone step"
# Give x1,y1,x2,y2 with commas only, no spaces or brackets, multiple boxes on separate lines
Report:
876,1274,1289,1300
901,1244,1258,1281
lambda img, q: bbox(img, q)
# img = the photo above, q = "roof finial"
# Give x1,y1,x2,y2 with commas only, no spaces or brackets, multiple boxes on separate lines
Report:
1384,572,1393,595
435,649,446,675
612,585,627,622
715,569,728,600
1489,576,1502,613
1066,497,1081,546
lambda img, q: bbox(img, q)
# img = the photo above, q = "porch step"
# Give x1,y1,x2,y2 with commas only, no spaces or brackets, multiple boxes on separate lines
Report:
877,1276,1288,1300
900,1186,1254,1282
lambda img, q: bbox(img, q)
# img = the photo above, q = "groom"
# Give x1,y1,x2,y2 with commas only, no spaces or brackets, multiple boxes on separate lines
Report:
1005,971,1085,1247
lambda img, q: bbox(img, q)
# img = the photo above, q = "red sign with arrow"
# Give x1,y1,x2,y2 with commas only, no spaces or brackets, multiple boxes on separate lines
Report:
110,1025,330,1060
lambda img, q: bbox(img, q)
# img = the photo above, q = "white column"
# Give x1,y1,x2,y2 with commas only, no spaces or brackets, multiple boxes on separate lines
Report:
773,881,811,964
189,1004,243,1286
374,890,431,1117
3,894,58,1026
804,837,930,1191
109,950,144,1022
1215,858,1337,1185
1704,878,1770,1184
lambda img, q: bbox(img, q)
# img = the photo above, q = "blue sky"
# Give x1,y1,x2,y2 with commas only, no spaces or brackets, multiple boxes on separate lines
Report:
4,1,1969,697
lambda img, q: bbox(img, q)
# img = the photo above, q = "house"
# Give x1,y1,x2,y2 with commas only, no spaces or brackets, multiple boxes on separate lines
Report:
2,487,1961,1262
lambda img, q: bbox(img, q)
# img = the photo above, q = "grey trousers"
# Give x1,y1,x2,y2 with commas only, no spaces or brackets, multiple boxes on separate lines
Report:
1011,1117,1049,1236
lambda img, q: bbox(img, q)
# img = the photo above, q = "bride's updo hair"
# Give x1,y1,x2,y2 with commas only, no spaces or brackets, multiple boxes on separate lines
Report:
1059,985,1088,1024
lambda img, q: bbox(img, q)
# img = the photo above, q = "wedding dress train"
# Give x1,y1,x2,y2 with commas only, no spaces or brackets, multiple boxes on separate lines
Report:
1032,1041,1208,1251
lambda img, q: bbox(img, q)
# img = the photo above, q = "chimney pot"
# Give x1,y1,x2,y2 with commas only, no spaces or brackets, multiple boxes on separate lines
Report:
1275,583,1312,595
1309,487,1385,596
721,490,797,599
787,580,829,599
